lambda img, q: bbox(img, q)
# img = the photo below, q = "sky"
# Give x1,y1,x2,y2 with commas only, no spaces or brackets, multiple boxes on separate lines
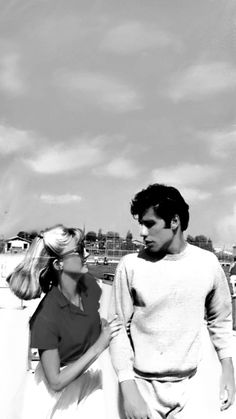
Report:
0,0,236,249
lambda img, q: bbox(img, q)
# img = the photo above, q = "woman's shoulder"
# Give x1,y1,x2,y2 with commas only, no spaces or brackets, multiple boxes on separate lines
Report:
29,288,60,327
37,287,60,310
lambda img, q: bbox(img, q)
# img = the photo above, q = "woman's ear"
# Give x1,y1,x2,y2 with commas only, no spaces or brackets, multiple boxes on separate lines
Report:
53,259,63,271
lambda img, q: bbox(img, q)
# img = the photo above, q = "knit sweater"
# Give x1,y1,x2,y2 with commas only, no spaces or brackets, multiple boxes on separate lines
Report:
109,244,232,382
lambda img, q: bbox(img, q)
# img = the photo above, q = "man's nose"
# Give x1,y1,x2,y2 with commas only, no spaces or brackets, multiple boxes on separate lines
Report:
140,225,148,238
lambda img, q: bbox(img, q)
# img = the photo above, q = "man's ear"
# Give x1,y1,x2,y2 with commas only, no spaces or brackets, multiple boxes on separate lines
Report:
170,215,180,231
53,259,63,271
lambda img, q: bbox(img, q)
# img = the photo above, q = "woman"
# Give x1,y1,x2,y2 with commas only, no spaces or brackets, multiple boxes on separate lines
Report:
8,225,122,419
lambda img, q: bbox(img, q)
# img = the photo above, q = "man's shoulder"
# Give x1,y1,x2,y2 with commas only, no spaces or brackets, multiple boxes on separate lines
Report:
188,243,214,255
187,244,217,261
119,252,139,265
123,252,139,260
115,252,141,272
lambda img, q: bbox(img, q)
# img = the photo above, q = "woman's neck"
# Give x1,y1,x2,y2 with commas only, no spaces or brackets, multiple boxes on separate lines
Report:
58,274,81,306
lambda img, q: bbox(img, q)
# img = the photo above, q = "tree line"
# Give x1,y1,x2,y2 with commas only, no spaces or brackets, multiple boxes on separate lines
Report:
0,229,136,253
0,230,216,253
186,235,214,252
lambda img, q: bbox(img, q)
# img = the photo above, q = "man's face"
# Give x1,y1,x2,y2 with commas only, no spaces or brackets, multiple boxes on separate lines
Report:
139,206,174,254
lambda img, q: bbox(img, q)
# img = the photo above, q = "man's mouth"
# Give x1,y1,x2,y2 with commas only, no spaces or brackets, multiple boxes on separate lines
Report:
145,241,153,247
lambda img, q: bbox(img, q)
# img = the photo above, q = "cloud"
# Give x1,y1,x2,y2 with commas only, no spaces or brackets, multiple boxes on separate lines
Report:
39,194,82,204
94,157,139,179
101,21,181,54
222,184,236,195
216,203,236,245
151,163,218,186
151,163,218,201
25,138,105,174
0,163,30,234
197,128,236,158
178,187,211,202
57,71,141,112
0,0,40,18
0,124,34,155
168,62,236,102
0,53,26,95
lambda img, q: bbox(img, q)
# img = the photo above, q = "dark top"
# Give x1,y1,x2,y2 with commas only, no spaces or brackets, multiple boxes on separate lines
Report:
30,273,101,366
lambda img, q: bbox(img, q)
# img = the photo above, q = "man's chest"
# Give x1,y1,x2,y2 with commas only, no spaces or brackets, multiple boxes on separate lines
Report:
129,262,212,308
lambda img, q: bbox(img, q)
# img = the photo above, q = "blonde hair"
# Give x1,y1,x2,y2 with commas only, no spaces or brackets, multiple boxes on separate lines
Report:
7,225,84,300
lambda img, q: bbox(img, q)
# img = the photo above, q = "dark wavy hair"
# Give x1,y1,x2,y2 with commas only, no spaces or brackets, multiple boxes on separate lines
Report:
130,183,190,231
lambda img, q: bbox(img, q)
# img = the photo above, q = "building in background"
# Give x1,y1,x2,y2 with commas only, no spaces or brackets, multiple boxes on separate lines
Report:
4,236,31,254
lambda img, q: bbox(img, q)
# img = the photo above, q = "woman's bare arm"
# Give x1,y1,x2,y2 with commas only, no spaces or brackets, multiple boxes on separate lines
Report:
40,317,122,392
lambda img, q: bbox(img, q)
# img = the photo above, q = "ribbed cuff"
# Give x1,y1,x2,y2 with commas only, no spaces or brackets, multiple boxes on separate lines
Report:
217,348,232,360
118,370,135,382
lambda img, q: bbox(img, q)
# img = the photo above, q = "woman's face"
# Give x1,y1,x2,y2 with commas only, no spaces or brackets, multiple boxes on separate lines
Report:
59,237,88,276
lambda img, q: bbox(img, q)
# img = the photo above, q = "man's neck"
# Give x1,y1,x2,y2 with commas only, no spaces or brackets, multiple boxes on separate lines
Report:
167,236,187,255
139,238,187,262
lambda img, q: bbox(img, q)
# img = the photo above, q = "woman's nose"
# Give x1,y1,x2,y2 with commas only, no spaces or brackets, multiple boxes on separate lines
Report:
84,249,89,259
81,264,88,274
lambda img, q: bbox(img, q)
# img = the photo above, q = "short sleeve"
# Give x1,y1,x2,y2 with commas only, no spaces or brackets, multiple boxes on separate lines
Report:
30,314,59,350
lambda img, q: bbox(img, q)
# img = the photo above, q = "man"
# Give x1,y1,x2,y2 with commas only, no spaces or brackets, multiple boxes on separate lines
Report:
109,183,235,419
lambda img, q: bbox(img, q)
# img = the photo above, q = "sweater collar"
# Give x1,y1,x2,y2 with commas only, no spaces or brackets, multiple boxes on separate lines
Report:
163,242,189,261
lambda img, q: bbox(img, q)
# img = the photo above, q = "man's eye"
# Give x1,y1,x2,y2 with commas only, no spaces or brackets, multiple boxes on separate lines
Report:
145,222,154,228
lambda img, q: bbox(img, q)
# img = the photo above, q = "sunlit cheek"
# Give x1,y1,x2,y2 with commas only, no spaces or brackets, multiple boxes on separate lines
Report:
63,259,82,272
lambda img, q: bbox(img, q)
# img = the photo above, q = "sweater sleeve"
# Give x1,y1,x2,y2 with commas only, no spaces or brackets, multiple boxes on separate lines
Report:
206,256,233,360
108,257,135,382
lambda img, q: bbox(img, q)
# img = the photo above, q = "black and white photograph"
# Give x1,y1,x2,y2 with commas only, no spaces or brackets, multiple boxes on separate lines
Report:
0,1,236,418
